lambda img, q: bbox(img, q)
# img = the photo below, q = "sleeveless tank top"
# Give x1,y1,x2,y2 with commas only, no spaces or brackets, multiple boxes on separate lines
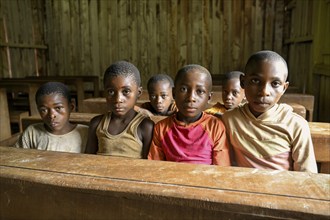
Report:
96,111,148,158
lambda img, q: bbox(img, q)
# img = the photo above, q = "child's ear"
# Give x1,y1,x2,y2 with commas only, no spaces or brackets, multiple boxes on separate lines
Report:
70,99,76,112
137,87,143,97
240,74,245,88
282,81,289,94
208,91,213,102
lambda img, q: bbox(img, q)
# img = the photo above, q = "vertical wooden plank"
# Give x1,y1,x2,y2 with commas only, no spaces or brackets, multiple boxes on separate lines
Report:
263,0,275,50
110,0,118,63
60,0,71,74
177,0,187,68
70,0,80,75
0,1,10,77
254,0,263,51
148,0,157,77
89,0,99,77
118,0,128,61
211,0,221,75
202,0,211,71
273,0,284,54
80,0,91,75
231,0,242,70
222,0,232,71
243,0,252,69
169,0,178,75
130,0,138,67
158,1,168,75
138,0,148,79
45,1,54,75
98,0,109,75
0,88,11,141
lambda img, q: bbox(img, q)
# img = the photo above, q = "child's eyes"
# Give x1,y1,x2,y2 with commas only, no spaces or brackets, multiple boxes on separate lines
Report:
196,90,205,95
150,95,156,99
123,90,131,95
39,108,47,114
180,87,188,92
272,81,281,87
55,106,64,111
161,95,168,99
107,90,115,96
251,78,260,84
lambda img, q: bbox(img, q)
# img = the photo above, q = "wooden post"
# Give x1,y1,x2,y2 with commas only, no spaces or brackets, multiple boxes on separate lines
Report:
0,88,11,141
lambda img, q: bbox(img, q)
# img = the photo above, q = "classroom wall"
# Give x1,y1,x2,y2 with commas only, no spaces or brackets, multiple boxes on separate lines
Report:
1,0,284,83
0,0,329,121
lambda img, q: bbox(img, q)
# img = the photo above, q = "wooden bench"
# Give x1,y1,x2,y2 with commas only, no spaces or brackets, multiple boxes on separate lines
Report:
0,146,329,219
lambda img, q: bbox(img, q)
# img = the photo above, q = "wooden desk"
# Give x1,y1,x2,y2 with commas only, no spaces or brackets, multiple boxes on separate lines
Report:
0,146,329,219
279,93,314,121
309,122,330,173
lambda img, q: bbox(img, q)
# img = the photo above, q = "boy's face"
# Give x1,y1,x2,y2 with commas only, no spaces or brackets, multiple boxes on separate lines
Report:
174,70,211,122
222,78,245,109
104,75,141,116
148,80,173,115
37,93,73,135
241,60,289,117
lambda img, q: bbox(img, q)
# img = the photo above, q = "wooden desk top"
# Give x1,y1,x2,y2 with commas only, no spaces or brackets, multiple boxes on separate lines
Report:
0,146,329,219
309,122,330,138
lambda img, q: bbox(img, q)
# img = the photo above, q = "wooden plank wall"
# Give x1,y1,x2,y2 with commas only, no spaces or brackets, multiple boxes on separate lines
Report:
312,0,330,122
1,0,283,87
0,0,46,78
283,0,330,122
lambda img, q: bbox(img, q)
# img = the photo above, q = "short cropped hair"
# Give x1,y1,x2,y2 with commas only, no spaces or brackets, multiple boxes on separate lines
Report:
223,71,244,84
245,50,288,80
104,61,141,86
35,82,71,105
147,74,174,91
175,64,212,90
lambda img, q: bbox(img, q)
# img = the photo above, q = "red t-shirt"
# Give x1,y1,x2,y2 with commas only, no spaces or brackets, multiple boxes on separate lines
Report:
148,112,231,165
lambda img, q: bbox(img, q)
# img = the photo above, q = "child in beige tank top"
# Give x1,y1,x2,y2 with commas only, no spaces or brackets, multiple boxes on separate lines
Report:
85,61,154,159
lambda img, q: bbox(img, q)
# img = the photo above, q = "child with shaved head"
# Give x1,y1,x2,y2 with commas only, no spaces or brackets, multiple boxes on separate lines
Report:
15,82,88,153
205,71,245,116
85,61,154,159
141,74,177,116
148,64,230,165
222,50,317,173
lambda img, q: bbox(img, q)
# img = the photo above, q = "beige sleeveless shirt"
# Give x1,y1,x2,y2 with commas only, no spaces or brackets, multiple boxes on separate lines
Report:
96,112,148,158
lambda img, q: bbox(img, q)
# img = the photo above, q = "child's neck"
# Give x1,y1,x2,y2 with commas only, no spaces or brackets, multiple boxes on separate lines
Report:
176,112,202,125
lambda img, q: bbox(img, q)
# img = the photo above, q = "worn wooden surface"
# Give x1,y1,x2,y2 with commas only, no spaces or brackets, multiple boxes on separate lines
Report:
0,146,329,219
310,122,330,173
